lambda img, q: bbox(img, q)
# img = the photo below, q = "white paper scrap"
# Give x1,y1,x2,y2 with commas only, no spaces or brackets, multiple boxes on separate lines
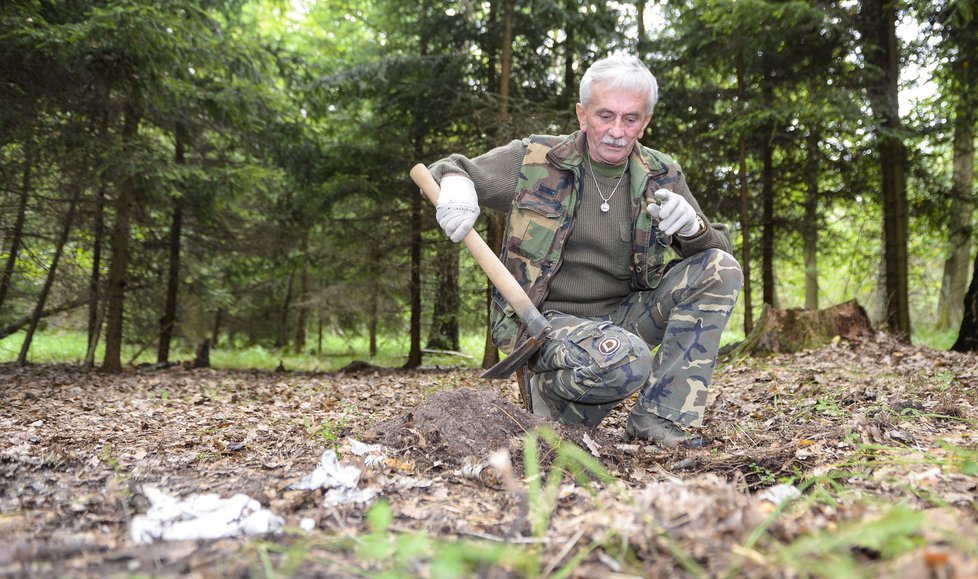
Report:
289,450,361,491
582,432,602,457
757,483,801,507
323,487,378,508
348,438,389,468
130,486,284,544
348,439,384,457
289,449,377,507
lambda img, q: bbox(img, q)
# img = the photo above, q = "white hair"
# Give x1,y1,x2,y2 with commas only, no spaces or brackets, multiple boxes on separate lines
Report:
580,54,659,116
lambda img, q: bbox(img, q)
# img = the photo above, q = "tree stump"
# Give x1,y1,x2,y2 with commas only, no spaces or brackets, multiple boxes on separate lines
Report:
730,299,874,357
193,339,210,368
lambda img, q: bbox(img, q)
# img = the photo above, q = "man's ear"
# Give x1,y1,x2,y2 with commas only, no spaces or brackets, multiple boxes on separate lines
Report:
575,103,587,131
641,114,653,133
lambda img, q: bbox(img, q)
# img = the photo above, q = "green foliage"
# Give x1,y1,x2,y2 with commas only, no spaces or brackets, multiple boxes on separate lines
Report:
0,330,159,366
912,326,959,351
935,441,978,476
0,0,973,369
353,500,537,578
302,414,349,450
774,506,924,576
99,443,122,473
523,426,616,538
748,462,778,486
0,328,494,370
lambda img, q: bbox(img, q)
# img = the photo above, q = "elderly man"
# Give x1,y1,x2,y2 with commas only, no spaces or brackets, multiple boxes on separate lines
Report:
428,54,743,448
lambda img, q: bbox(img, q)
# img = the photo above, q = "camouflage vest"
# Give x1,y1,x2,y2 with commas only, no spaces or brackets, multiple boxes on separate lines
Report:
490,131,683,353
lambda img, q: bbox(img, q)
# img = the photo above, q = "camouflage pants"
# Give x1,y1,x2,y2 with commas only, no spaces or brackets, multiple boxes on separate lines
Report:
528,248,743,428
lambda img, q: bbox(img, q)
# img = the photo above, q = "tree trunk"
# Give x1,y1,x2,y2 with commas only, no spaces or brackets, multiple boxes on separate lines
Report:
293,252,309,354
403,26,430,370
84,182,107,369
0,135,32,313
737,54,754,334
212,308,223,346
499,0,513,127
864,0,910,339
426,240,460,351
369,286,379,358
84,108,111,370
760,89,776,307
485,0,499,96
479,0,515,370
560,0,576,110
952,250,978,352
404,177,423,368
18,183,81,364
936,91,976,330
157,136,185,364
803,130,820,310
481,212,505,370
278,266,295,349
316,306,323,355
636,0,651,56
102,107,141,373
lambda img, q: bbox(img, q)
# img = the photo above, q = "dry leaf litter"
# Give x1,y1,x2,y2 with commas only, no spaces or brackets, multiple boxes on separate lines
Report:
1,332,977,577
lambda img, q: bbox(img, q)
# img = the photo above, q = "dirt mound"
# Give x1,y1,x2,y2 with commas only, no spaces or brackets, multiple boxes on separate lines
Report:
364,385,637,479
368,386,545,467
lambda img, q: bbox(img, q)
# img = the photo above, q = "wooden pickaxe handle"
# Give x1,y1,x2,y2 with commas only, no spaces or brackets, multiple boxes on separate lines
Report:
409,164,550,342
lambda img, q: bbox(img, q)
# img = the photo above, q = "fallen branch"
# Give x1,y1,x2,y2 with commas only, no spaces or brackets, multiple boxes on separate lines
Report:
422,348,474,359
0,298,89,340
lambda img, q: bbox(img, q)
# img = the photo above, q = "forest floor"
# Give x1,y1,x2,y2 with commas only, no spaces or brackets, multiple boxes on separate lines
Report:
2,332,978,578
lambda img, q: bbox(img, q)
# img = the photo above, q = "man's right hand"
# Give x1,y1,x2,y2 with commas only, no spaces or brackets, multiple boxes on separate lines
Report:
435,175,480,242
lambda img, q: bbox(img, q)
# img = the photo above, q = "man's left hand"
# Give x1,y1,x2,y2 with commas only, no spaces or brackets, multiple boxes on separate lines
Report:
648,189,701,237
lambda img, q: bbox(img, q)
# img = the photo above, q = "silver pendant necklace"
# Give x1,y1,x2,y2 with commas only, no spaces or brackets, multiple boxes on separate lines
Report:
586,155,628,213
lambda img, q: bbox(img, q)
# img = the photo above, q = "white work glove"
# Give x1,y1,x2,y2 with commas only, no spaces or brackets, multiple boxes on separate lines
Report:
647,189,701,237
435,175,480,243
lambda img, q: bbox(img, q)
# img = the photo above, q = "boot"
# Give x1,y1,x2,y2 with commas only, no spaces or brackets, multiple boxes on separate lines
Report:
625,406,709,449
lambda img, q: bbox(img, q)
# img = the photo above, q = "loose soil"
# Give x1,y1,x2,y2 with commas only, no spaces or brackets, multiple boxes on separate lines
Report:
2,332,977,577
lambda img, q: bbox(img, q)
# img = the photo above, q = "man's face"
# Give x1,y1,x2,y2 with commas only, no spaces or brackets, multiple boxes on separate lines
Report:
576,83,652,165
